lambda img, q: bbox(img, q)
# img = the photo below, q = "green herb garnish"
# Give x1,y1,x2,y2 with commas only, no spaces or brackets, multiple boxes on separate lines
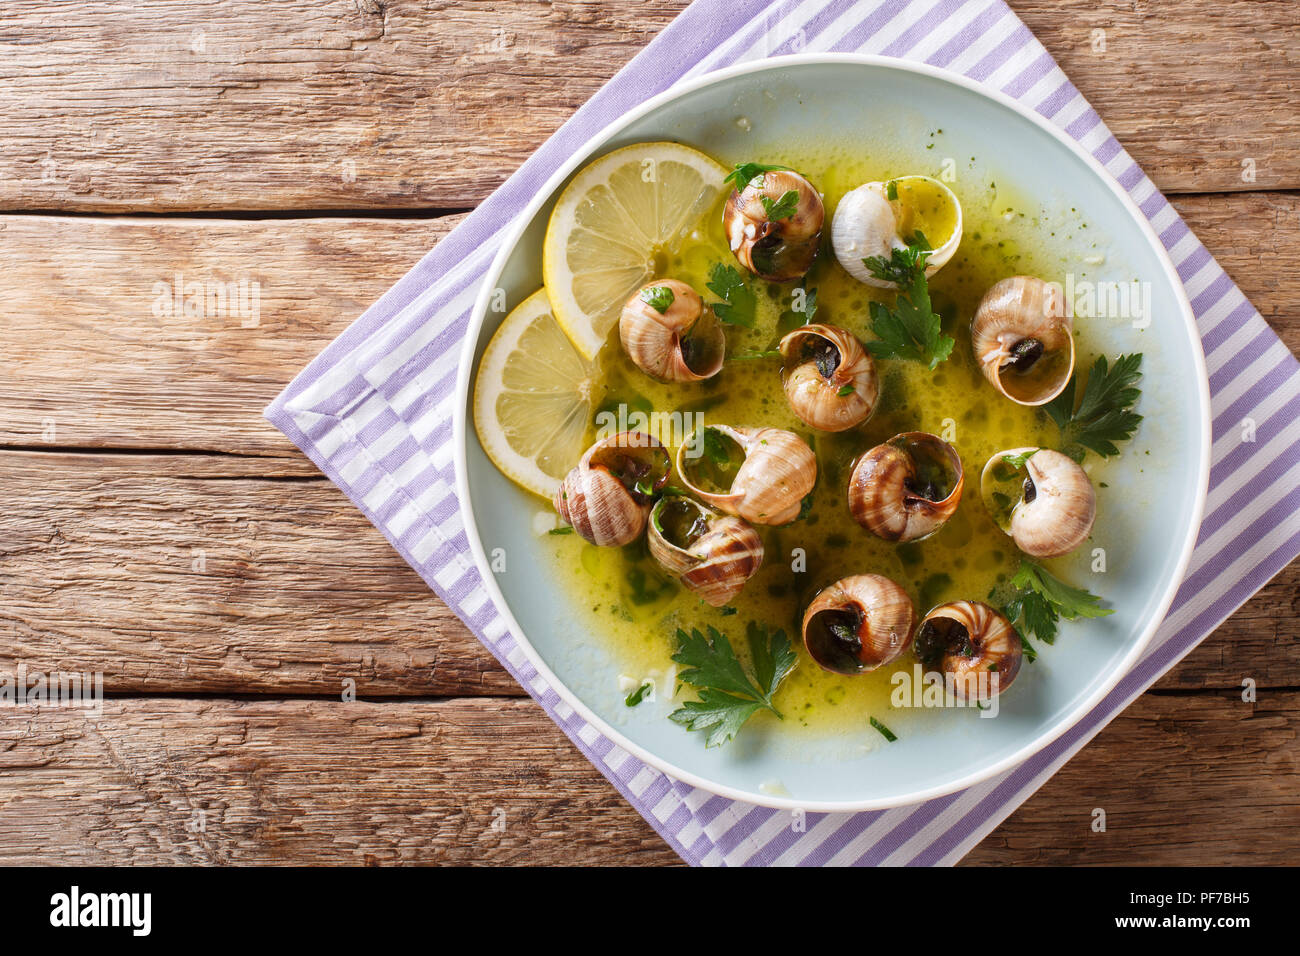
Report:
625,682,653,707
760,189,799,222
885,180,899,200
837,384,856,397
993,559,1113,651
863,244,954,369
723,161,792,192
639,285,675,314
706,263,757,328
668,623,797,748
548,526,574,535
999,449,1038,471
1044,353,1144,462
870,717,898,742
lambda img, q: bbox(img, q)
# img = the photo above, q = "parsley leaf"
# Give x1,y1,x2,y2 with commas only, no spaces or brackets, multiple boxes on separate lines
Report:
723,161,792,192
706,262,757,328
999,449,1038,471
668,623,797,747
639,285,675,314
625,682,653,707
992,559,1113,654
1044,353,1144,461
870,717,898,742
863,245,954,370
761,189,799,221
837,383,856,396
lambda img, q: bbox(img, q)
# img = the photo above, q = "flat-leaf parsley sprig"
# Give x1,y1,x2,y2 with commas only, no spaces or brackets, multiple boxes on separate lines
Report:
706,262,757,329
668,622,797,747
862,242,955,370
990,559,1113,661
1043,353,1143,462
723,161,793,193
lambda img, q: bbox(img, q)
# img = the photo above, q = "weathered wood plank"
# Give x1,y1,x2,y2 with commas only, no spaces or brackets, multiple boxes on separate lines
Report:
0,451,513,697
1,449,1295,695
0,214,461,455
1,193,1295,455
0,0,1294,213
0,691,1288,865
964,688,1300,865
0,698,681,865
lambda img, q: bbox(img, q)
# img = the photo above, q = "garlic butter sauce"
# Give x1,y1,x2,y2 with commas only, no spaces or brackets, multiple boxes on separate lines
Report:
542,142,1102,740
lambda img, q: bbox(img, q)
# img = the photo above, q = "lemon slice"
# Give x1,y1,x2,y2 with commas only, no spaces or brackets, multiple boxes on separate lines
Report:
473,289,599,499
542,142,729,360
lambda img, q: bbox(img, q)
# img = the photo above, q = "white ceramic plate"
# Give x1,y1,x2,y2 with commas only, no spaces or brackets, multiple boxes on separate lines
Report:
454,54,1210,810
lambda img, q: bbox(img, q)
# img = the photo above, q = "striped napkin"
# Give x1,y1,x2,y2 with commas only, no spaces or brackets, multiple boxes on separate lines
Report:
265,0,1300,865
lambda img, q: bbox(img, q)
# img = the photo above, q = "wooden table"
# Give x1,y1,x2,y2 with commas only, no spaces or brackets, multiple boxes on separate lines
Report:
0,0,1295,866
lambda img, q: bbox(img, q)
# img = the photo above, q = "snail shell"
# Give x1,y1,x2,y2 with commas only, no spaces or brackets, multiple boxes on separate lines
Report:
980,447,1095,558
723,169,824,281
915,601,1021,701
971,276,1075,406
778,324,879,431
801,574,917,675
647,495,764,607
831,176,962,288
619,279,725,382
676,425,817,526
848,432,965,542
554,431,670,547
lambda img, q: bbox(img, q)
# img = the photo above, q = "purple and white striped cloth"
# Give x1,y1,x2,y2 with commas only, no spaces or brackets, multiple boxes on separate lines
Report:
266,0,1300,865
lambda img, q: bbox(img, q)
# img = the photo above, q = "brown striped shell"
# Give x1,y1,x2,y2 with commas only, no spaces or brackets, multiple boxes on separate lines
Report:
619,279,725,383
647,495,764,607
553,431,669,547
723,169,824,281
676,424,817,526
778,324,879,431
801,574,916,675
914,601,1022,701
971,276,1075,406
848,432,964,542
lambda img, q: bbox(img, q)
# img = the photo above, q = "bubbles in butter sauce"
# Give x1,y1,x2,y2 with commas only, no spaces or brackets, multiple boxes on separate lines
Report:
543,139,1104,741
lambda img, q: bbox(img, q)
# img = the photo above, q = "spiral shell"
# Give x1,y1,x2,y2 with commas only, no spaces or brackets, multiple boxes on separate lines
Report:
831,175,962,287
723,169,824,281
619,279,725,382
778,324,879,431
801,574,917,675
978,447,1096,558
848,432,964,542
553,431,670,547
676,425,817,526
647,495,764,607
971,276,1075,406
914,601,1021,701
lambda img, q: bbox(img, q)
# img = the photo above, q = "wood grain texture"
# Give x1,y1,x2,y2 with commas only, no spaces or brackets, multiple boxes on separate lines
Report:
0,0,1295,213
0,451,510,697
0,691,1289,865
0,698,681,865
1,193,1295,455
962,689,1300,865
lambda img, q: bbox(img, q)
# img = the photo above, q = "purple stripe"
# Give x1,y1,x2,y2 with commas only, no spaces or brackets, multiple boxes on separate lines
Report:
880,0,970,57
1201,299,1256,354
965,21,1033,82
834,0,917,52
1000,49,1055,98
927,0,1004,67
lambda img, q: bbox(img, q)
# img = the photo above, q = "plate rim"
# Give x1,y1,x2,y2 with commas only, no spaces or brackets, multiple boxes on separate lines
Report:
452,52,1212,812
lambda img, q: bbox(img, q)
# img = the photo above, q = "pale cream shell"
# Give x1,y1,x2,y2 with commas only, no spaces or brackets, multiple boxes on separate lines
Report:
971,275,1075,406
831,176,962,288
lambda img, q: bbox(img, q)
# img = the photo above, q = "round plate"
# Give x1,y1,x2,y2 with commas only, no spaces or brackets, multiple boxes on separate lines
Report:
454,55,1210,811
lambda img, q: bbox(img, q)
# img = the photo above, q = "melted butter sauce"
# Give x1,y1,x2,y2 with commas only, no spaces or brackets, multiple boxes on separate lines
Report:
541,141,1106,740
